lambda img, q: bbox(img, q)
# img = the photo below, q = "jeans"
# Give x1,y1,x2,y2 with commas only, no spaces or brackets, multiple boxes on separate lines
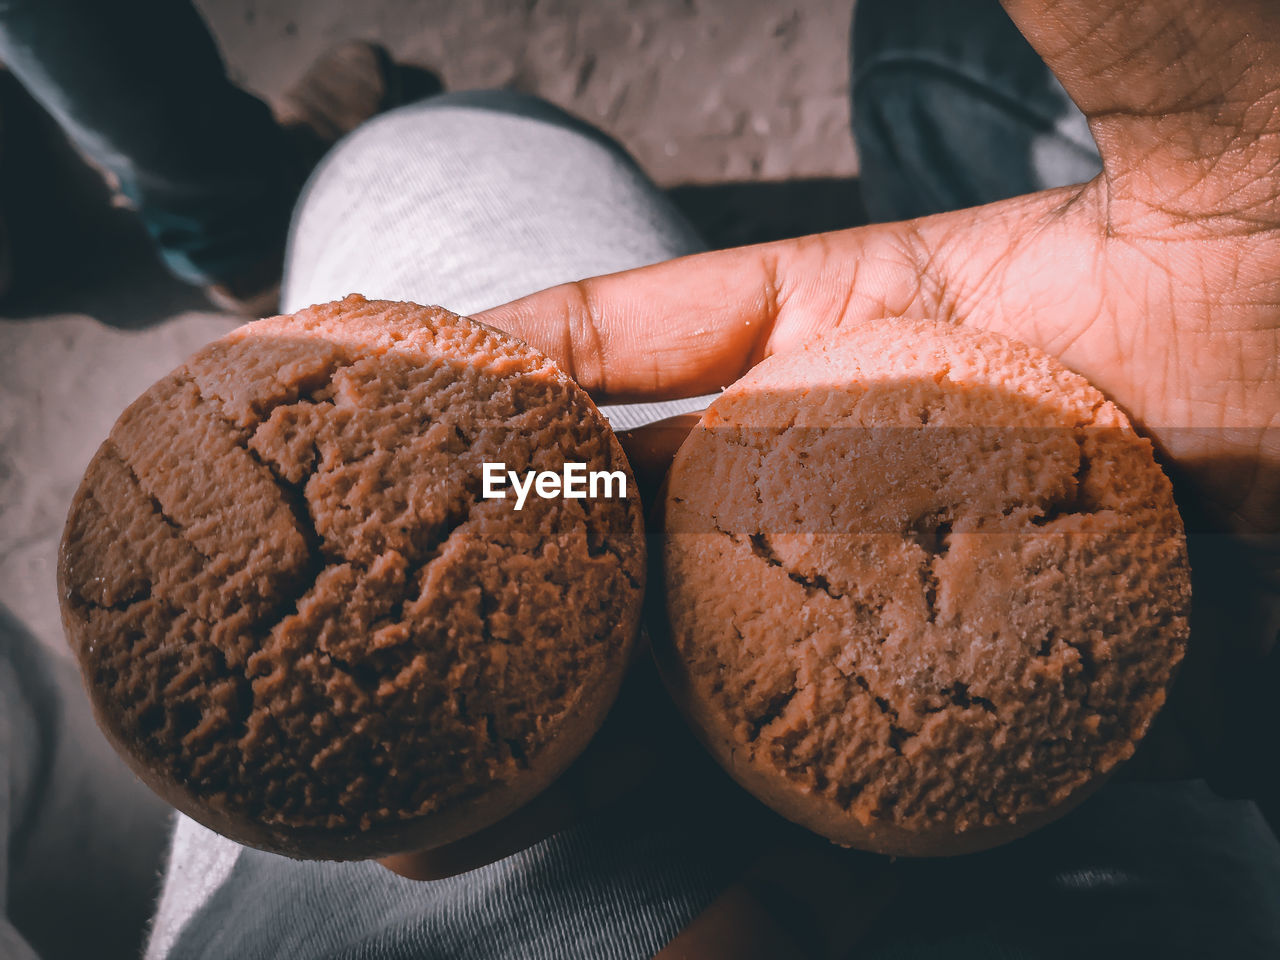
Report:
0,0,297,286
851,0,1102,221
3,1,1277,958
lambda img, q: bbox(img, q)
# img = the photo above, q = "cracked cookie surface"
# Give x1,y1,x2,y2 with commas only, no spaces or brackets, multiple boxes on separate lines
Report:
59,295,645,859
661,319,1189,856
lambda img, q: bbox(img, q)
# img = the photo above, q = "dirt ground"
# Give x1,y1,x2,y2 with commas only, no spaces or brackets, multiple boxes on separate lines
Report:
202,0,859,186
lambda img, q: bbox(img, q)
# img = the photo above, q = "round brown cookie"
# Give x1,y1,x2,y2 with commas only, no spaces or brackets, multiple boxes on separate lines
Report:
58,294,645,860
660,319,1190,857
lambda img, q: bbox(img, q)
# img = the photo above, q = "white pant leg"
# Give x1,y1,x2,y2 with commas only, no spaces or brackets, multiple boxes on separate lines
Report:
282,89,704,315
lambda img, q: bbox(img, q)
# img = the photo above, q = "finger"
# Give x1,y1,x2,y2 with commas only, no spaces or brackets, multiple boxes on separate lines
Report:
472,245,778,401
654,885,805,960
378,657,680,880
473,228,929,402
655,838,898,960
379,767,590,881
1000,0,1280,223
379,727,664,880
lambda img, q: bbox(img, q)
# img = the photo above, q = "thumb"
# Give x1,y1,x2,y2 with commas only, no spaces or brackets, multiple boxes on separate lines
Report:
471,225,931,405
471,243,782,403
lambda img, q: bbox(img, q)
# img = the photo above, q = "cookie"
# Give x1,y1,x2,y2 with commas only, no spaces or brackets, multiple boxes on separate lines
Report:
58,295,645,859
660,319,1190,856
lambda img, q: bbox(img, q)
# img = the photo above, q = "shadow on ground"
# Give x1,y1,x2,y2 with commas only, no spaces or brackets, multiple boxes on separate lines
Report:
670,177,866,249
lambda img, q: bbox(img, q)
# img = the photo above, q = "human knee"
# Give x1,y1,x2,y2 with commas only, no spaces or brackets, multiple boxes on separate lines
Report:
319,88,618,178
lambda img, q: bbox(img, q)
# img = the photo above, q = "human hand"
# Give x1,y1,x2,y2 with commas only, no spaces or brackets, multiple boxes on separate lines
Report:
384,1,1279,950
481,0,1278,530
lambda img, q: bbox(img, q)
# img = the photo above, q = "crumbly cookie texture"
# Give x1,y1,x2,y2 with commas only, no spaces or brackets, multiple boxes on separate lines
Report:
661,319,1190,856
59,295,644,859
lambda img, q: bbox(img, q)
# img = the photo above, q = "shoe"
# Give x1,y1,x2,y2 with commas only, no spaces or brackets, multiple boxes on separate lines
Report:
278,41,396,148
203,41,440,316
276,39,443,172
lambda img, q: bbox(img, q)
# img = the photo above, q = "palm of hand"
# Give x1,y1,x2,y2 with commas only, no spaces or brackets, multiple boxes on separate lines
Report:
770,174,1280,536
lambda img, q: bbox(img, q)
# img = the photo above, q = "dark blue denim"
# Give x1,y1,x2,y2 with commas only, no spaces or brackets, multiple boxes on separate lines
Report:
852,0,1102,221
0,0,296,285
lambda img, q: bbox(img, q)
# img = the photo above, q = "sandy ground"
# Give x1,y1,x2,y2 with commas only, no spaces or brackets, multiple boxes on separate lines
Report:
202,0,859,186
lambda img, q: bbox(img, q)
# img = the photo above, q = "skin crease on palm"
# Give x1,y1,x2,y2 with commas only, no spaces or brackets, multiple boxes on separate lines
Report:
374,0,1280,921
